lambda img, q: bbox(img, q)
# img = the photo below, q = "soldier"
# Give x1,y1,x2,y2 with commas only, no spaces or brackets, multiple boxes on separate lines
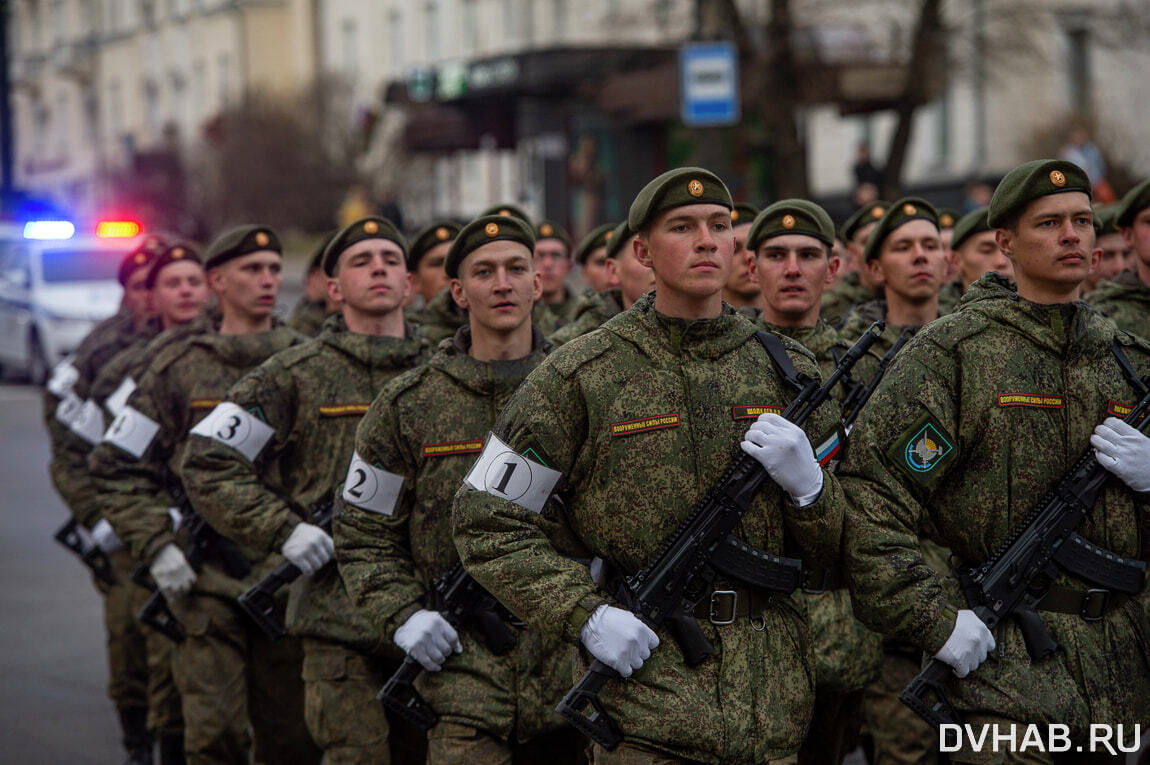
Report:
479,203,532,225
744,199,882,765
842,159,1150,762
407,221,460,310
1086,178,1150,338
722,203,762,312
43,235,166,765
288,233,337,336
947,207,1013,293
89,225,320,765
821,201,888,326
838,199,947,357
337,214,581,762
574,222,619,295
180,217,429,764
533,219,580,328
936,208,966,315
453,167,847,763
1082,203,1128,295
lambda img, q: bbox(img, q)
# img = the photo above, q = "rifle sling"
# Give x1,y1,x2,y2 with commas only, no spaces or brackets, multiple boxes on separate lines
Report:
1111,340,1150,397
755,331,804,393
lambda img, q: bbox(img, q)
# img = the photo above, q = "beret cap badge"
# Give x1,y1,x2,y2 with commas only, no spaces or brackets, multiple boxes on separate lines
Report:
731,209,740,221
1050,170,1066,187
781,214,796,229
872,206,885,219
540,223,553,236
255,232,269,247
364,220,379,234
498,209,511,217
604,229,614,240
688,179,704,197
435,226,449,241
172,248,185,259
485,222,500,237
903,203,917,215
940,213,955,227
134,253,147,264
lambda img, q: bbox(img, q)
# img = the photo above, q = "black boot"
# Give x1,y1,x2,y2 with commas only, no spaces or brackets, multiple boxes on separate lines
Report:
159,733,185,765
117,706,154,765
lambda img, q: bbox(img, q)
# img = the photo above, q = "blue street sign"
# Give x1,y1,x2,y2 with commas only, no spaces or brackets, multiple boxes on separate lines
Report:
680,42,740,127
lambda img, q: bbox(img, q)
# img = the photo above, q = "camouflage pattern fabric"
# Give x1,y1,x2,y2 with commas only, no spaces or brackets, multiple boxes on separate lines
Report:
549,289,624,347
837,301,924,359
336,325,579,745
452,294,847,763
287,297,330,337
1085,270,1150,341
409,287,468,345
842,273,1150,754
821,272,880,328
937,279,963,317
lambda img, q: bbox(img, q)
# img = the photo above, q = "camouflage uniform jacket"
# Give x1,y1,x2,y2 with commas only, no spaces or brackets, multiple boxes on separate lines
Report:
180,315,429,655
89,323,304,593
410,286,468,345
821,271,880,327
287,297,330,337
452,294,847,763
1085,269,1150,341
548,288,624,347
841,273,1150,730
336,325,575,741
837,300,928,359
937,279,963,316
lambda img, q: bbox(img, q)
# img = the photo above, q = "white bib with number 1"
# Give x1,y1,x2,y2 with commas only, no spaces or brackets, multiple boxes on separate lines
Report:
463,432,561,514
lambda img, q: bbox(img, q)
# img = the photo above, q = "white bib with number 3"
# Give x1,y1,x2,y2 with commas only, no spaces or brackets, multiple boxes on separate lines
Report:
341,451,404,515
103,405,161,459
189,402,275,462
105,376,137,416
70,399,106,446
463,433,561,514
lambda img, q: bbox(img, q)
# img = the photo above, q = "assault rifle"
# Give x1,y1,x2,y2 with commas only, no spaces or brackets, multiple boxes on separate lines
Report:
53,517,117,586
377,561,518,731
840,327,915,433
556,321,884,749
130,563,185,643
900,358,1150,728
238,498,335,640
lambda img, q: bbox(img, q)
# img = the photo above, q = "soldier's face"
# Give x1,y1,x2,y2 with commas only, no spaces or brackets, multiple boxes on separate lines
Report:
1121,207,1150,267
952,231,1012,288
636,204,734,306
152,261,209,326
724,223,759,300
330,239,411,317
996,192,1096,297
751,234,837,321
210,250,283,320
534,240,571,299
452,242,541,333
1090,232,1128,287
123,267,152,320
870,220,946,303
416,241,451,303
581,247,616,293
609,237,656,308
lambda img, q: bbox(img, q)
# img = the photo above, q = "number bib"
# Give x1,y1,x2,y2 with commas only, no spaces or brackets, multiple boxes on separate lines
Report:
55,390,84,426
69,399,106,446
341,451,404,516
47,358,79,398
463,432,562,514
189,402,275,462
103,406,161,459
105,376,137,416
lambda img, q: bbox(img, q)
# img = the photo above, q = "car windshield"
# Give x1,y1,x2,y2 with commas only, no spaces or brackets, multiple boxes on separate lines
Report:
41,248,126,283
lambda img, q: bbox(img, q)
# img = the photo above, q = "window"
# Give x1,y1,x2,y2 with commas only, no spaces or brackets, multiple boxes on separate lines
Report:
50,0,66,45
192,62,205,121
342,18,358,77
1065,27,1090,111
461,0,477,54
502,0,521,45
108,78,123,137
554,0,567,38
218,53,231,108
144,79,160,138
55,92,69,154
387,9,404,74
425,2,439,60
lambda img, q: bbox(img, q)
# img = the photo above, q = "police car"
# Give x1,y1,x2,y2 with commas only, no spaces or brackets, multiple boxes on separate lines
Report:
0,218,144,384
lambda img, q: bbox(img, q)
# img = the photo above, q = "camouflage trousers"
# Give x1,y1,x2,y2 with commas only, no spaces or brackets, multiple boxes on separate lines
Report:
427,721,584,765
862,648,939,765
168,592,321,765
591,742,797,765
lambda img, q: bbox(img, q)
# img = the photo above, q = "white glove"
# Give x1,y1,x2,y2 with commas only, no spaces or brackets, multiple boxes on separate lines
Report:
168,507,182,531
394,609,463,671
91,519,122,554
740,413,824,505
934,609,995,678
281,522,335,577
580,604,660,678
1092,417,1150,493
150,543,196,600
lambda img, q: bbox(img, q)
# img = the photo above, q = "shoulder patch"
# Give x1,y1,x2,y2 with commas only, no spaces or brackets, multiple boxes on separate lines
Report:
886,410,957,488
550,329,613,378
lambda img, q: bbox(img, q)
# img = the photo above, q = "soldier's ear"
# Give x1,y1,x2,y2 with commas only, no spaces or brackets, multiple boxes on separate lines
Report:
326,276,342,305
634,236,654,270
995,229,1014,259
449,278,468,311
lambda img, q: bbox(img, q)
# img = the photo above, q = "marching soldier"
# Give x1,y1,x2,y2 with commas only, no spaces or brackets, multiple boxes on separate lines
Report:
287,233,338,337
1082,204,1127,295
722,203,762,312
533,219,580,330
1086,178,1150,338
575,222,620,295
453,168,847,763
821,201,888,326
407,221,460,311
947,208,1013,294
180,217,430,763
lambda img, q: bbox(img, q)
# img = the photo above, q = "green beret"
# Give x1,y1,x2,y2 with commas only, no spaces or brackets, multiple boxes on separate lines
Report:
731,203,759,226
842,201,891,241
533,220,572,251
322,217,408,276
746,199,835,252
307,230,338,273
445,215,536,279
987,159,1091,228
627,167,733,232
937,208,961,229
205,225,281,270
605,221,633,260
117,234,167,286
479,203,532,226
949,208,993,251
1095,203,1121,236
574,223,616,265
863,197,940,262
1114,178,1150,227
407,221,460,271
145,242,202,289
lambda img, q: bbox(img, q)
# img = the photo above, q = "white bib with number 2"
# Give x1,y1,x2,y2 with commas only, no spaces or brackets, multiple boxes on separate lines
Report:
341,451,404,516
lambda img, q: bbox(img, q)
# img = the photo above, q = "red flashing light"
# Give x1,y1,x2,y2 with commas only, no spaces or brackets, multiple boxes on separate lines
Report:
96,220,142,238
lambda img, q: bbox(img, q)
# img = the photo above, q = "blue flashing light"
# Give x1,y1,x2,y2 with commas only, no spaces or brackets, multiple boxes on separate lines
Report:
23,220,76,240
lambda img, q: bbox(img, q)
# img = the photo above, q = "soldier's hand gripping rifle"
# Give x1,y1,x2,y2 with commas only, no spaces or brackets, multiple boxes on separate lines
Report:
376,561,518,731
53,517,117,585
238,499,335,640
557,321,884,750
900,357,1150,729
130,563,186,643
